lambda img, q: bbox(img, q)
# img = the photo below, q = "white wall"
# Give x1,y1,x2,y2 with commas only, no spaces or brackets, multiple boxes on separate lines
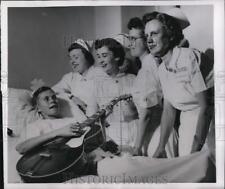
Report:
121,6,155,33
8,7,96,89
8,6,214,89
157,5,213,52
182,5,213,52
94,6,122,39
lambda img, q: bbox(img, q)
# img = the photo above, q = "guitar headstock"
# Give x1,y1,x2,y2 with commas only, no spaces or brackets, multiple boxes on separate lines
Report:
106,94,132,108
77,94,133,128
118,94,132,101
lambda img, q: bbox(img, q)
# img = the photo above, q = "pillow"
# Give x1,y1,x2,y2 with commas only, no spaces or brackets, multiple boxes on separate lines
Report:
7,88,86,136
8,88,37,136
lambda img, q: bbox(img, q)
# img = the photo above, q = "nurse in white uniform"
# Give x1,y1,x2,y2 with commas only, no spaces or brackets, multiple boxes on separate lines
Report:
127,17,175,157
53,39,106,116
87,38,138,154
142,8,212,157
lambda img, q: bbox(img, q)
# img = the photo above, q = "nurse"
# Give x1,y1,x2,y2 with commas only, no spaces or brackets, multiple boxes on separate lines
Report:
142,8,212,157
127,16,176,157
88,38,138,154
53,39,105,115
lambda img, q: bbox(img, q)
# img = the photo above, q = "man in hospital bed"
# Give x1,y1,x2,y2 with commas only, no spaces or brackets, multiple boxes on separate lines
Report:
12,85,214,183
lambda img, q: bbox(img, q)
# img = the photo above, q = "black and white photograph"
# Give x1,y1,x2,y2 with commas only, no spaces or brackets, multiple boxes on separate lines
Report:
1,0,224,188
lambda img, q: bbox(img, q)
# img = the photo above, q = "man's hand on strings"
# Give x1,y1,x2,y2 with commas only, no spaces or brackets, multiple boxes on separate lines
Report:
54,123,85,138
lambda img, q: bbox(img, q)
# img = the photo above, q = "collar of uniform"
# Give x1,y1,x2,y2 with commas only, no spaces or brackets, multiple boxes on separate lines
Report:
81,67,90,78
72,70,89,81
139,51,149,63
109,72,126,83
161,49,173,65
163,47,181,73
153,56,163,67
114,72,126,78
142,53,161,69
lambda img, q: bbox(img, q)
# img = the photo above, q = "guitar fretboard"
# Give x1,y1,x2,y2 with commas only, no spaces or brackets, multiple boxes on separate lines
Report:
77,94,132,128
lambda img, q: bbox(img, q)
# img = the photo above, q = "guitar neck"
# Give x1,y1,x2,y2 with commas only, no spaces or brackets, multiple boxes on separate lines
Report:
78,94,131,128
79,109,106,128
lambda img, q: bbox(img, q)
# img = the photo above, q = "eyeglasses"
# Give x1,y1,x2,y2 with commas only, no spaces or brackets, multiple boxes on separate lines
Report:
128,36,144,44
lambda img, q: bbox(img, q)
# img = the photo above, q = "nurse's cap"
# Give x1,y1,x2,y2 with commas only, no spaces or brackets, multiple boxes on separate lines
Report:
113,33,130,49
74,38,91,52
160,7,190,30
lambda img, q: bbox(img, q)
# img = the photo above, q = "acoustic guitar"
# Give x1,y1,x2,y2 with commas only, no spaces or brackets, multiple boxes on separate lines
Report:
16,94,132,183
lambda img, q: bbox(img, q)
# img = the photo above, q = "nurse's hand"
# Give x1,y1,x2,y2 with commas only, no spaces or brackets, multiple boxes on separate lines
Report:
191,135,205,153
153,147,167,158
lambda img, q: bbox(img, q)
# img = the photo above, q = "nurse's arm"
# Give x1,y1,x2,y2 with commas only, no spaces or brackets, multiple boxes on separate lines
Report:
191,91,211,153
133,107,153,155
153,99,176,158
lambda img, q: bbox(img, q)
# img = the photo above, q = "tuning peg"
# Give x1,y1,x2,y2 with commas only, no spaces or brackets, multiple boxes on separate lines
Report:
72,122,80,126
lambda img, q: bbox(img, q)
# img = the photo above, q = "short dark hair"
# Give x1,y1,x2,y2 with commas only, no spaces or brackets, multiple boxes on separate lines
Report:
68,43,94,66
143,12,184,49
32,86,53,106
127,17,144,30
94,38,125,67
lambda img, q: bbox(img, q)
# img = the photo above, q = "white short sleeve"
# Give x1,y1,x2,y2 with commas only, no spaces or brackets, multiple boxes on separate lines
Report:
189,51,207,93
52,73,73,95
19,120,44,143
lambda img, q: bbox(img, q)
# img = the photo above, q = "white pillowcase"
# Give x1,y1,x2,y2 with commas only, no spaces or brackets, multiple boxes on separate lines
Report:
8,88,38,136
7,88,86,136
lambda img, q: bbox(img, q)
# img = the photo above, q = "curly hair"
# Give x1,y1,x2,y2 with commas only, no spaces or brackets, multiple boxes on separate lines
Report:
142,11,184,49
68,43,94,66
94,38,125,67
127,17,144,30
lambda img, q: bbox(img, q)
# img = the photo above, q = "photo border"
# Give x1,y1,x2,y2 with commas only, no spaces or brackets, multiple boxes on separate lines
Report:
1,0,224,189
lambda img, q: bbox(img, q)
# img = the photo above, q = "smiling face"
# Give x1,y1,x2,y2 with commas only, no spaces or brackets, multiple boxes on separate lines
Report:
36,89,59,119
129,28,147,58
145,19,170,57
69,49,90,74
95,46,119,76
